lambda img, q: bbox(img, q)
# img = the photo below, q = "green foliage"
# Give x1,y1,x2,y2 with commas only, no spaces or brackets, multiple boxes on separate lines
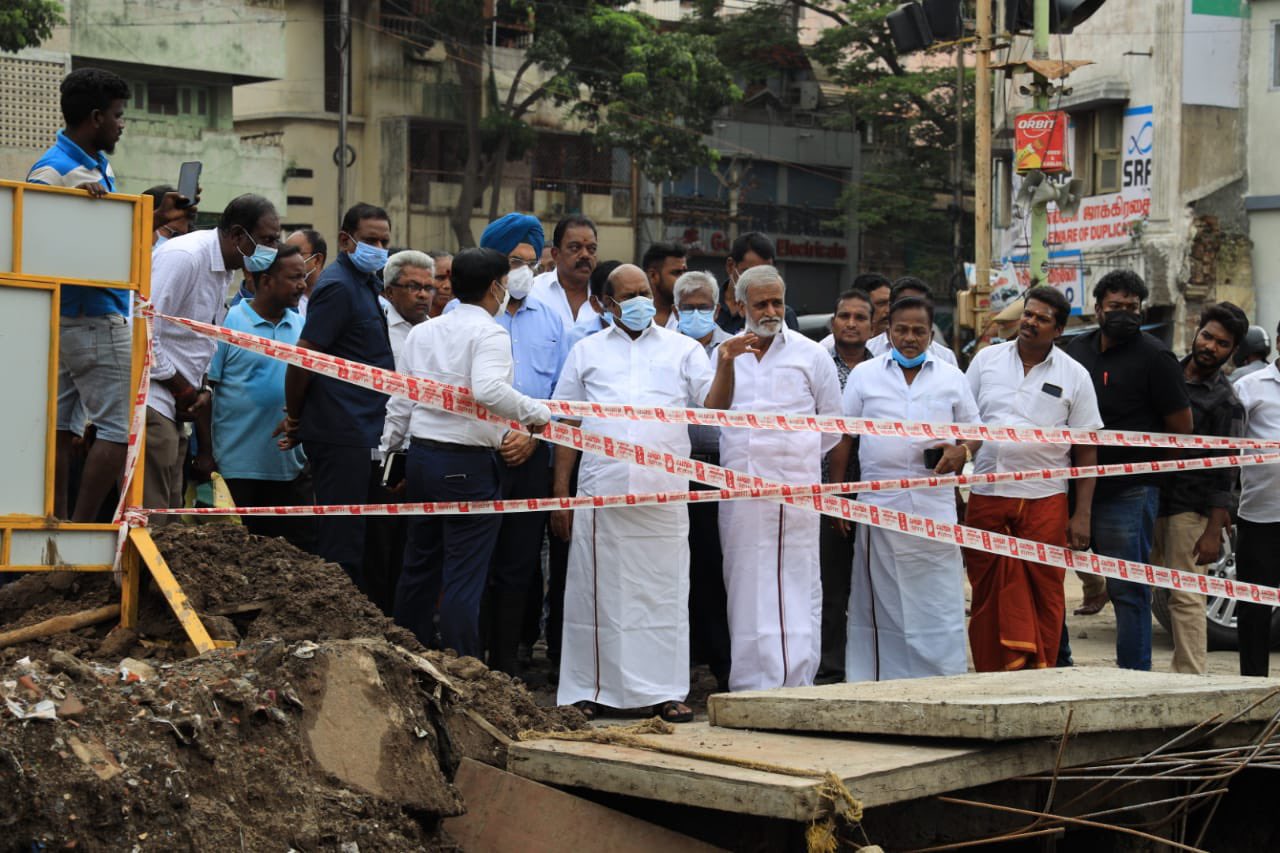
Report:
0,0,63,53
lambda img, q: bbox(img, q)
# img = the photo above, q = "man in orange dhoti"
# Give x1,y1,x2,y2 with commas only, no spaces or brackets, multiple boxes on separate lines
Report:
964,287,1102,671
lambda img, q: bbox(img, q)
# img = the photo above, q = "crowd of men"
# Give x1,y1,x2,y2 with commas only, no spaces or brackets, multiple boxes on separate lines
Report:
23,68,1280,722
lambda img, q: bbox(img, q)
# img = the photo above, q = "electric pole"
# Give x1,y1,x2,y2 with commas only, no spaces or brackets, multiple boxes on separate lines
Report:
1029,0,1051,285
337,0,350,230
971,0,993,354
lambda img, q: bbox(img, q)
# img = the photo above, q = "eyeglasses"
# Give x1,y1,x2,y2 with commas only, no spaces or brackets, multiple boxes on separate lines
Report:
388,282,435,294
509,256,538,270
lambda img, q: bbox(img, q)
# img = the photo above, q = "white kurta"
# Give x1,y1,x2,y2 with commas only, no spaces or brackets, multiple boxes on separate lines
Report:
719,330,843,692
842,353,981,681
553,323,714,708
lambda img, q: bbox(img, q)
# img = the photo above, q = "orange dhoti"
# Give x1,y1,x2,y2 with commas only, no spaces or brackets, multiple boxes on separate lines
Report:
964,493,1068,672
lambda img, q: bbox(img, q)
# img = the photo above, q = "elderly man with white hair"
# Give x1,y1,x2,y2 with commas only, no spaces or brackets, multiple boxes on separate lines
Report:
713,265,847,691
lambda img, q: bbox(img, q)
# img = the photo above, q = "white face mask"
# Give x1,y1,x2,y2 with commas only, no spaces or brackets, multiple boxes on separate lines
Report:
506,265,535,300
493,281,510,316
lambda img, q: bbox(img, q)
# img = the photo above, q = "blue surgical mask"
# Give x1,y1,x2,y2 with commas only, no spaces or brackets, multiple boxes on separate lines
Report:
677,308,716,340
890,347,928,369
154,235,168,248
349,240,388,274
617,295,656,331
239,232,278,273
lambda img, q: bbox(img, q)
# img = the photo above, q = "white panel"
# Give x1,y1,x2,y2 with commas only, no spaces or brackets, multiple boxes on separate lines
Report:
9,529,119,566
0,186,12,273
21,192,134,282
0,286,51,515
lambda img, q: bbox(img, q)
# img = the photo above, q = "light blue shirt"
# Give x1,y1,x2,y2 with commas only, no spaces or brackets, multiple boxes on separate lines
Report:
207,300,307,481
496,295,569,399
565,312,611,352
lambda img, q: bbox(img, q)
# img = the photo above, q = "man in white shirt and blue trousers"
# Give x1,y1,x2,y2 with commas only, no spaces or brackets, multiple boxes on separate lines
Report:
383,248,551,657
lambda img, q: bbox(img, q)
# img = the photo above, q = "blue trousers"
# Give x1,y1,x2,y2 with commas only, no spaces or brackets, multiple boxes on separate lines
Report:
394,443,503,658
1092,484,1159,670
304,440,374,593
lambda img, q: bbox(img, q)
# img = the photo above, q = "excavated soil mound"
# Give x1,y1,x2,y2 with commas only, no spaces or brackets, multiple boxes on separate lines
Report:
0,526,584,850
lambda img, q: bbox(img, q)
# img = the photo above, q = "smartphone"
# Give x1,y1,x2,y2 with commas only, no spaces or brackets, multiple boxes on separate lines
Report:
923,447,945,470
381,451,405,487
177,161,202,208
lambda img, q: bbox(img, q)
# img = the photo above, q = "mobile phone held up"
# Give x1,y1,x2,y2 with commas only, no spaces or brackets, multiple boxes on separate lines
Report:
922,446,945,471
177,161,202,208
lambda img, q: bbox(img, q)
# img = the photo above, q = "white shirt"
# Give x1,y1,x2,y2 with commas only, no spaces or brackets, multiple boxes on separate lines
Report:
531,269,598,330
842,352,981,517
1235,362,1280,523
719,329,843,484
865,331,958,367
966,341,1103,498
553,322,714,496
148,229,233,421
383,303,550,450
379,297,419,454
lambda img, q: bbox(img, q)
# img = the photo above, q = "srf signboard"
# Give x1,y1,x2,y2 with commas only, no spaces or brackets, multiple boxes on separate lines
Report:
1014,111,1068,173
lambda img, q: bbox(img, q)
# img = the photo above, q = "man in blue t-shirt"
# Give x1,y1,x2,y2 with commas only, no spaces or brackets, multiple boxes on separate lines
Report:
280,204,395,592
28,68,194,521
207,245,313,551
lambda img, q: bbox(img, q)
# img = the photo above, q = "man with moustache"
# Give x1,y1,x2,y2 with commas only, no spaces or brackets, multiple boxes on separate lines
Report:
640,241,689,329
532,215,599,330
1149,303,1247,674
207,245,314,549
843,295,981,681
427,252,453,318
963,286,1102,672
716,265,845,691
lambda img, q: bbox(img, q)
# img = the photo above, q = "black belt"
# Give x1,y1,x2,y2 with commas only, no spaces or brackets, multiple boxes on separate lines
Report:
410,437,493,453
691,452,720,463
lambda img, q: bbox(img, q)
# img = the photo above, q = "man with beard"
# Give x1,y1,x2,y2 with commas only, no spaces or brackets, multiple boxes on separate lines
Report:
532,215,599,330
716,265,845,690
843,296,981,681
963,287,1101,672
1064,271,1192,671
1149,303,1247,674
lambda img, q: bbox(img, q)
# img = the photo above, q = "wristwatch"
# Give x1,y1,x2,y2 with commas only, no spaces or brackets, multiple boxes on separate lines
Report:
962,443,973,464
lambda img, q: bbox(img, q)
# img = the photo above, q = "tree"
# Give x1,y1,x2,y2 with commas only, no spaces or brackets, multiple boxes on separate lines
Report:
421,0,741,248
0,0,64,53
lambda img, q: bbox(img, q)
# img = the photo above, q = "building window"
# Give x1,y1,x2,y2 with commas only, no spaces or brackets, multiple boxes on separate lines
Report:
147,84,179,115
1072,106,1124,196
408,121,467,204
532,133,618,194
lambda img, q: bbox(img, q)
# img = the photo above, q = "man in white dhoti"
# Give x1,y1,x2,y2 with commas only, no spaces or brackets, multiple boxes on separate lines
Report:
550,264,735,721
714,265,847,692
843,295,982,681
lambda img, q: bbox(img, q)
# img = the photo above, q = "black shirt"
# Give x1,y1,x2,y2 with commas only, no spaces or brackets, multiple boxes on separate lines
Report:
716,281,800,334
297,253,395,447
1159,356,1244,517
1063,329,1191,499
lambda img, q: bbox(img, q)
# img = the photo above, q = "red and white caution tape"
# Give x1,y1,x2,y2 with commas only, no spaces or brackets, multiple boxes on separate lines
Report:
136,309,1280,607
112,309,154,575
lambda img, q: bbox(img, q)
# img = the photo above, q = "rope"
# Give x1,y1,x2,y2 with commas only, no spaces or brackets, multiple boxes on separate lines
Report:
518,718,870,851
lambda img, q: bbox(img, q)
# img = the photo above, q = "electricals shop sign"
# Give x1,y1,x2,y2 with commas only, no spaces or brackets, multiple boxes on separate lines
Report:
1047,105,1154,252
671,227,849,264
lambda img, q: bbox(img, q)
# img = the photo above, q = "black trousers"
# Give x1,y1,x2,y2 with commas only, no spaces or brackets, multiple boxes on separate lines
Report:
818,514,854,678
222,475,317,553
302,440,374,592
362,461,408,617
688,484,731,689
484,443,550,675
394,442,504,658
1237,518,1280,677
545,456,580,664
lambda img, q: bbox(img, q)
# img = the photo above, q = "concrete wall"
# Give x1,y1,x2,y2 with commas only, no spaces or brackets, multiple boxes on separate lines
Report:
1247,0,1280,341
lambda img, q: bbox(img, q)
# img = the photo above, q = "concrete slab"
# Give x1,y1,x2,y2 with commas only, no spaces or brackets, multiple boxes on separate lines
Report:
446,758,724,852
509,721,1245,821
706,668,1280,741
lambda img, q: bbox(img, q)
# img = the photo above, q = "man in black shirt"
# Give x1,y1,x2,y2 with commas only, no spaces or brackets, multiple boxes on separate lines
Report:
1149,303,1246,674
1064,271,1192,671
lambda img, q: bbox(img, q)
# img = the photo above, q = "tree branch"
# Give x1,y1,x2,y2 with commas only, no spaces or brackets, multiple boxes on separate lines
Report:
790,0,849,28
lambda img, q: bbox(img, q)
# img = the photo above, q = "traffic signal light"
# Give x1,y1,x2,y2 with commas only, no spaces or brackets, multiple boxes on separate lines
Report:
887,0,963,54
1006,0,1107,34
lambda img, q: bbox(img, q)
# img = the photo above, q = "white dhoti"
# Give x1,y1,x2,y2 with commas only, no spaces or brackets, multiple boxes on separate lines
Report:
846,525,968,682
719,500,822,692
557,503,690,709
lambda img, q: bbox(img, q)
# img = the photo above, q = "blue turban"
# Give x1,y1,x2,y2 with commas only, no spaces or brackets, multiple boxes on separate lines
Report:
480,212,544,257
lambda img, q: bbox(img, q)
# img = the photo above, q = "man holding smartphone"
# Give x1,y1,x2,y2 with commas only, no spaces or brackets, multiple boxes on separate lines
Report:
842,294,981,682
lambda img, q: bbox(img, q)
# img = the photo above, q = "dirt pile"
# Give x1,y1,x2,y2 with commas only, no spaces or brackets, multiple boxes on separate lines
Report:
0,525,584,850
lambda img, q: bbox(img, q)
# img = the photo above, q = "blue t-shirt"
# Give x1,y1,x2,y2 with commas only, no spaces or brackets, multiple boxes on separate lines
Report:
207,300,307,481
297,253,395,447
27,131,130,318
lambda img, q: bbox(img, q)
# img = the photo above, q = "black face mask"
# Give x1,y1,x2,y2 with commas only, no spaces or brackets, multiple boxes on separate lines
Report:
1101,310,1141,342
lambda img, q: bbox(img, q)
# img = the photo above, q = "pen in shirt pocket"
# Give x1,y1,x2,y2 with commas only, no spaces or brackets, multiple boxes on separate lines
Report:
1103,371,1109,387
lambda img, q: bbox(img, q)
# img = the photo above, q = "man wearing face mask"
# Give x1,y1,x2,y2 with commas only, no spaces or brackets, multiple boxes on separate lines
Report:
843,295,982,681
145,194,281,511
710,265,846,691
1064,271,1192,671
475,213,569,680
384,248,551,657
280,203,395,592
285,229,328,317
550,264,727,722
1149,303,1246,674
